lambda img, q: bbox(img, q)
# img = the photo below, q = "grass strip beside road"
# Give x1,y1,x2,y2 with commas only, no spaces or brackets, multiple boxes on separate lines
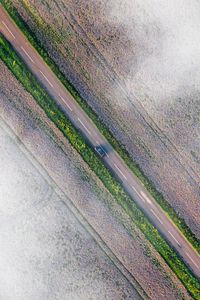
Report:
1,0,200,256
0,34,200,299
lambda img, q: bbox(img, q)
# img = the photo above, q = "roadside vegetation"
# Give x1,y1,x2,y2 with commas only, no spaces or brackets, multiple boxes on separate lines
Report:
0,33,199,299
1,0,200,257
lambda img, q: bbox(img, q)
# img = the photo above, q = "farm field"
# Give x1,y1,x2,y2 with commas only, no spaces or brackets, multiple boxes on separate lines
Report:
7,0,200,241
0,57,193,299
1,26,200,298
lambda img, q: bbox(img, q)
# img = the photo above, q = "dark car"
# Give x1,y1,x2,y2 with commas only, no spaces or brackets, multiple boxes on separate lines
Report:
95,145,106,158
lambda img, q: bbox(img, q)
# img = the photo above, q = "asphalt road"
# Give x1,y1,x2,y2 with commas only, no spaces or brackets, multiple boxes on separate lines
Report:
0,5,200,279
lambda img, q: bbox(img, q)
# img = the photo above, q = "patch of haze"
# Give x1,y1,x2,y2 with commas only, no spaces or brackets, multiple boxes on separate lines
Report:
102,0,200,103
0,118,138,300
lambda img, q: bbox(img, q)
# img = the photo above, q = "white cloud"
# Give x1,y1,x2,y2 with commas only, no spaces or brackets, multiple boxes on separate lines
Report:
102,0,200,102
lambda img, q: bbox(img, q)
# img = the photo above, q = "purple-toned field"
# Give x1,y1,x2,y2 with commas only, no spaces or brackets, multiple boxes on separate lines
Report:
0,56,191,299
10,0,200,239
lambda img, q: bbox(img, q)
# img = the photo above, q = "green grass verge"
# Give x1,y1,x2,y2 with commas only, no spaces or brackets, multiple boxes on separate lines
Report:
0,33,199,300
1,0,200,256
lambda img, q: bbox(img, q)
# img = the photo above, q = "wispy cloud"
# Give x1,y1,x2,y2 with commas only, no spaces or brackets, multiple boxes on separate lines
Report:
102,0,200,103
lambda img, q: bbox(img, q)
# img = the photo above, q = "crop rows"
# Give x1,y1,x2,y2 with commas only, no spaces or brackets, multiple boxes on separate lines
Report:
0,33,199,299
1,0,200,257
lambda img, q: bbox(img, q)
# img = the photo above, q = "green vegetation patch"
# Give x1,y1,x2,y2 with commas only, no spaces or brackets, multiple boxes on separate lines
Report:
1,0,200,255
0,33,199,299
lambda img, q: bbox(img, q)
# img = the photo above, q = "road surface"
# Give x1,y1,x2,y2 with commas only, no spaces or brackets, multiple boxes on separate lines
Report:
0,4,199,279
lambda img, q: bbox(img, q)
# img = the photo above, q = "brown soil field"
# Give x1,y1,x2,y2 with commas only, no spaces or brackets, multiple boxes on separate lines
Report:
0,56,193,298
10,0,200,239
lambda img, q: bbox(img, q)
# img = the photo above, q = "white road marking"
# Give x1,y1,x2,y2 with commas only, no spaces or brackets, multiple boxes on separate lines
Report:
186,252,199,269
21,46,34,63
78,118,91,135
2,21,15,39
132,185,145,202
114,163,127,180
140,191,152,204
59,94,73,111
39,70,53,87
150,208,163,225
168,231,180,245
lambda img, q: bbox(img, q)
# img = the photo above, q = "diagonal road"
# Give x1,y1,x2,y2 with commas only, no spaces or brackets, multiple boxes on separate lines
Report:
0,4,200,279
